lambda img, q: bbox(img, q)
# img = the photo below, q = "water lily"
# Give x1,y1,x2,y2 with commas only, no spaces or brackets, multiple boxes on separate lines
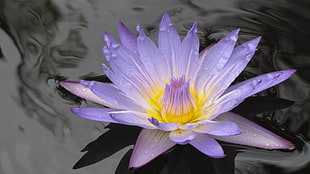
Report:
61,13,295,168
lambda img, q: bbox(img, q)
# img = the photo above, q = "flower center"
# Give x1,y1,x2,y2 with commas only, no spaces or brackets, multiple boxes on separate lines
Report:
157,76,198,124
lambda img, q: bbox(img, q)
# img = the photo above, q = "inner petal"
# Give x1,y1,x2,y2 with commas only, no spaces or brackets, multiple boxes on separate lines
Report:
159,76,197,124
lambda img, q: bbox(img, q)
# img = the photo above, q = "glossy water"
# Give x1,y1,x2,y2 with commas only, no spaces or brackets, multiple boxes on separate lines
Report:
1,0,310,173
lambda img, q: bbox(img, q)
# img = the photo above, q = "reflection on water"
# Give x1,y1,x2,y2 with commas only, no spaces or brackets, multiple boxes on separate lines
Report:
0,0,310,173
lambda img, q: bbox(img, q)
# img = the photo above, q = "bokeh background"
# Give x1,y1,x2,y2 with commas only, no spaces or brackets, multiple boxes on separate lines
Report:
1,0,310,173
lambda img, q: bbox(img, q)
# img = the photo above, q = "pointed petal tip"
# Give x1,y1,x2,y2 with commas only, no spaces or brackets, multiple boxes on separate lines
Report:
70,107,90,120
117,22,128,34
265,140,295,150
70,107,80,114
162,12,171,21
160,12,174,31
245,36,262,50
101,63,108,69
103,32,111,46
136,25,147,40
136,24,142,32
278,69,296,80
70,107,91,120
103,32,120,48
163,11,170,16
287,143,295,150
79,79,91,88
60,80,78,88
288,68,297,74
226,28,240,42
60,80,81,93
189,19,198,33
101,63,113,74
117,22,125,28
214,112,296,150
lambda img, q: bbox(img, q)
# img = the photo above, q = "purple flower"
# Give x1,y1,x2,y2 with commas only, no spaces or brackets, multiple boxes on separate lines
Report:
61,13,295,168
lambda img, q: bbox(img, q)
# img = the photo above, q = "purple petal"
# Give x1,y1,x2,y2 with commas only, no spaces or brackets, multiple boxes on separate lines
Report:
118,22,138,53
190,134,226,158
192,120,242,136
129,129,176,168
206,37,261,100
136,25,166,84
158,12,181,77
205,89,246,120
169,129,196,144
206,69,296,120
224,69,296,99
79,80,144,112
109,111,156,129
102,33,157,101
177,20,199,79
213,112,294,149
195,29,239,92
101,64,151,109
71,108,121,123
60,81,118,108
180,122,199,130
149,117,181,131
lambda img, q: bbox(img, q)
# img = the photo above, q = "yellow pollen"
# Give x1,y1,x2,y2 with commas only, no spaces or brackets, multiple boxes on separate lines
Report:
147,76,207,124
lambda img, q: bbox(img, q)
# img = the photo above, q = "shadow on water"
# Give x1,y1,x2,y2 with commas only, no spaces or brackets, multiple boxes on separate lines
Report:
0,0,310,173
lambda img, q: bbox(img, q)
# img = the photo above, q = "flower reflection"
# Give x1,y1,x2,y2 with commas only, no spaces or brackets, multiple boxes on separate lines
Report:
61,13,295,168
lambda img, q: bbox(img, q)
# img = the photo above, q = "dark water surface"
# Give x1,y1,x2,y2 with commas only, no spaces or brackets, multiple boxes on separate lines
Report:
1,0,310,173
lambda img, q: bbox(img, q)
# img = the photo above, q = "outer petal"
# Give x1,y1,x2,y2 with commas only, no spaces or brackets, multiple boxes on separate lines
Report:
204,89,246,120
102,34,159,105
136,25,165,85
71,108,121,123
103,33,152,89
149,117,181,131
118,22,138,52
195,29,239,93
158,12,181,77
177,20,199,79
213,112,294,149
102,64,152,109
206,69,296,120
80,80,144,112
190,134,226,158
129,129,176,168
60,81,118,108
192,120,242,136
169,129,196,144
109,111,156,129
205,37,261,100
224,69,296,99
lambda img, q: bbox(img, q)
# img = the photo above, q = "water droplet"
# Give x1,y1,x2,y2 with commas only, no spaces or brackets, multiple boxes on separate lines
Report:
144,151,149,154
151,154,155,157
253,134,257,137
111,43,120,48
275,72,282,77
275,144,280,147
265,143,270,146
111,53,117,58
159,27,165,32
81,88,87,92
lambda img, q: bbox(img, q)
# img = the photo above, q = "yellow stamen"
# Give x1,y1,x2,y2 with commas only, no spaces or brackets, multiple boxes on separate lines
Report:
147,76,210,124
